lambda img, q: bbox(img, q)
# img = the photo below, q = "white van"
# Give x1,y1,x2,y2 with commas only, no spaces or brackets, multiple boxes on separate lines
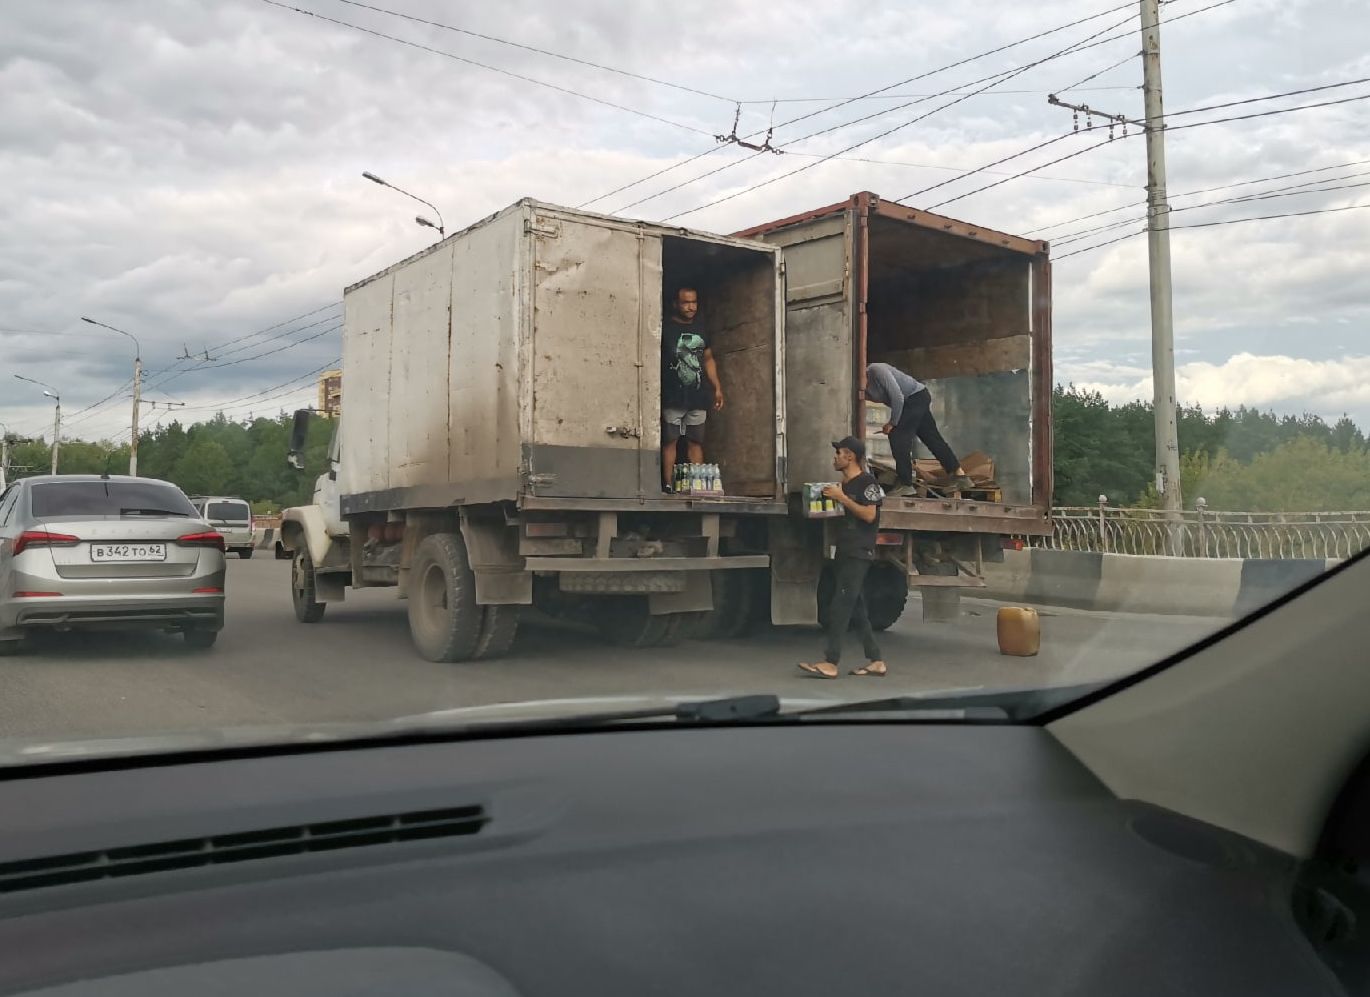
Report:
190,496,255,559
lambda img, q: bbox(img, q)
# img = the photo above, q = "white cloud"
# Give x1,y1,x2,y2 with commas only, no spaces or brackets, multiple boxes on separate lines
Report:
1,0,1368,445
1069,353,1370,418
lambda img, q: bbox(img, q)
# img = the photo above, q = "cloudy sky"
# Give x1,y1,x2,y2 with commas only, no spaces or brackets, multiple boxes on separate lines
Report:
2,0,1367,447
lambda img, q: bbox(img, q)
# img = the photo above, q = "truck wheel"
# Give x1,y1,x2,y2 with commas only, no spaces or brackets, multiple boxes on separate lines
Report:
817,561,908,632
693,570,756,639
597,597,675,647
408,532,482,662
473,604,520,660
239,548,254,560
864,560,909,632
292,548,327,623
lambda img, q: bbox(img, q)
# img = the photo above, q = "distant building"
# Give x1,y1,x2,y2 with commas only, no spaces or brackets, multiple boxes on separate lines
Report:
318,369,342,418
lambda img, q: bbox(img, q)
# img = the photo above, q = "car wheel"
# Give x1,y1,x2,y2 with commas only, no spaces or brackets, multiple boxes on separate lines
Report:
183,629,218,650
239,548,254,560
292,548,327,623
407,532,483,662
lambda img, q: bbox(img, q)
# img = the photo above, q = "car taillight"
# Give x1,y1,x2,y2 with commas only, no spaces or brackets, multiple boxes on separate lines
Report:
192,586,224,594
13,531,80,557
177,531,225,551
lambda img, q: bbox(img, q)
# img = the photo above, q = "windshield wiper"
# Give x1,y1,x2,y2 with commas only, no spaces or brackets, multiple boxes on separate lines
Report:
119,508,191,517
788,681,1111,723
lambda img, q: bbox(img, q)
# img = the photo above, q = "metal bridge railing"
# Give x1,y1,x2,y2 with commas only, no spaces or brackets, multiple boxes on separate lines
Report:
1031,498,1370,559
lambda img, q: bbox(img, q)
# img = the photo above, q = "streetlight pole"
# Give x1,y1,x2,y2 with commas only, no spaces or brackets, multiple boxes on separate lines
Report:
13,375,60,474
361,171,446,239
82,317,144,476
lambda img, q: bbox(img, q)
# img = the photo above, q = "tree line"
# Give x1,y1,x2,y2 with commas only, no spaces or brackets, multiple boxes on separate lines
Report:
3,390,1368,512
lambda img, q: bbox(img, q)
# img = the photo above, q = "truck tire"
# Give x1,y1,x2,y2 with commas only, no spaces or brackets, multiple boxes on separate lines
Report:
473,604,520,660
597,597,676,648
292,548,327,623
693,570,756,639
239,548,254,560
408,532,482,662
817,560,908,632
864,560,909,632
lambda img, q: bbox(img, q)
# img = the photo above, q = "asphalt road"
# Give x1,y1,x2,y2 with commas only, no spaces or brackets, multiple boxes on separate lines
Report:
0,558,1230,743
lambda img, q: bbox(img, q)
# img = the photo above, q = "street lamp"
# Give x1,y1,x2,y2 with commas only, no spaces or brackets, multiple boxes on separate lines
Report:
82,316,144,476
361,171,446,239
13,374,60,474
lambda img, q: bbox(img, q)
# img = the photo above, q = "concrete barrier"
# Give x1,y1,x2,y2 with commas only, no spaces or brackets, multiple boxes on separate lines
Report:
251,527,275,550
983,549,1340,618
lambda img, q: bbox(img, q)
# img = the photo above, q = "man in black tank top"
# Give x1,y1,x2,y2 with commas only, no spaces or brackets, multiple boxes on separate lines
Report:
798,436,888,680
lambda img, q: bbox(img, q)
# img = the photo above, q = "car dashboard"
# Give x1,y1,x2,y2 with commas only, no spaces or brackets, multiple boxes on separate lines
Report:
0,723,1349,996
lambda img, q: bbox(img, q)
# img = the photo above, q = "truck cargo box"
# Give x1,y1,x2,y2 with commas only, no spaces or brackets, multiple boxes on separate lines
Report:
338,199,786,515
737,191,1052,536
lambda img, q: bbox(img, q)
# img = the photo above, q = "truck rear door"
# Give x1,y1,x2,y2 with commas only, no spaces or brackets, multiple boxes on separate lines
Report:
527,212,659,499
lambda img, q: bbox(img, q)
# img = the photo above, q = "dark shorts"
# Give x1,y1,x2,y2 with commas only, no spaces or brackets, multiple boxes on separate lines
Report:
662,408,707,444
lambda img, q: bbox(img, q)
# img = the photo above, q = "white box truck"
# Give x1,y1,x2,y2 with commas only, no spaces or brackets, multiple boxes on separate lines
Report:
280,199,787,660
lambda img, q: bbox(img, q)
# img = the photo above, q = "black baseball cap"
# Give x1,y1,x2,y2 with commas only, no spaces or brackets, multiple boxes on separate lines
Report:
832,435,866,460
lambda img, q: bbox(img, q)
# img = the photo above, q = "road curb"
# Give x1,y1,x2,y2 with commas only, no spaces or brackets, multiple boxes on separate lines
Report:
984,549,1338,617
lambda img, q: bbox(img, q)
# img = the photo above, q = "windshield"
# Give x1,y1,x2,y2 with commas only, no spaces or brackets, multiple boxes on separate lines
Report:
29,481,198,520
0,0,1364,763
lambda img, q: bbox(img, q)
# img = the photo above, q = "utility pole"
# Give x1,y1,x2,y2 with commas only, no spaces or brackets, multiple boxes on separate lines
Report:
1,430,9,491
1139,0,1183,527
50,397,61,475
1047,2,1183,549
130,354,142,476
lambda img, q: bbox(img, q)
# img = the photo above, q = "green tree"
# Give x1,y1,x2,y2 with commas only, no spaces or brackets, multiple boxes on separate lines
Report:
172,440,234,496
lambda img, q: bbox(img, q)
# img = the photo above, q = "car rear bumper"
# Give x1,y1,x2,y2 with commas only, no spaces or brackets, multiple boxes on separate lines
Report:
2,593,225,633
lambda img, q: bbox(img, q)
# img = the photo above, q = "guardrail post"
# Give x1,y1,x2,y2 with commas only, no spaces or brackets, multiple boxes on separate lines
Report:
1098,495,1108,553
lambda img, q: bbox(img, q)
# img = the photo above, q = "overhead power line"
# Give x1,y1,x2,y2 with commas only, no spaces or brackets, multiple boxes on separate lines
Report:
1054,202,1370,259
655,3,1149,222
1163,75,1370,118
734,86,1138,104
900,76,1367,212
256,0,714,136
1028,157,1370,235
1055,50,1138,94
328,0,734,103
58,303,341,434
1051,174,1370,245
648,0,1243,221
576,0,1140,209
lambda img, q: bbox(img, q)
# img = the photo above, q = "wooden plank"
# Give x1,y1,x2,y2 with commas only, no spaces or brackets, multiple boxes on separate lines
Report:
883,335,1030,379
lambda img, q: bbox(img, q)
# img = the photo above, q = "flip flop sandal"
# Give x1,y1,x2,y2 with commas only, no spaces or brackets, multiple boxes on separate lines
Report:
798,662,839,679
850,665,887,677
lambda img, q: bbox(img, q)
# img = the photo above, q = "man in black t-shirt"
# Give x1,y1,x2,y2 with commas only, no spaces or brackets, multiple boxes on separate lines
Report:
799,436,888,680
661,287,725,491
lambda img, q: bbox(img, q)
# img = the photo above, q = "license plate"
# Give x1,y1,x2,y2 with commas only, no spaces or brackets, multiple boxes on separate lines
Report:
90,543,167,563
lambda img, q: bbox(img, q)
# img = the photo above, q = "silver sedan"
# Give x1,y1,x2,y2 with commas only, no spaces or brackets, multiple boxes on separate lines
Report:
0,475,226,654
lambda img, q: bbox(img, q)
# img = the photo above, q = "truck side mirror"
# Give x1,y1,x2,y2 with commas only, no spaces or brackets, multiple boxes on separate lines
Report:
287,409,311,469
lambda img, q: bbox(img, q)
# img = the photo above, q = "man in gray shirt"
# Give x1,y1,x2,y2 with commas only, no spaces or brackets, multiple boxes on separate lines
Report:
863,362,972,494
